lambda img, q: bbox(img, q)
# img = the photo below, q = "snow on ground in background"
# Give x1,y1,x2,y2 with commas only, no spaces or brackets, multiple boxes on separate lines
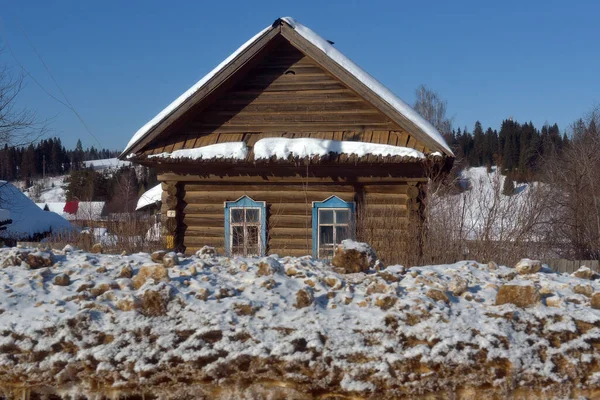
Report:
253,138,425,160
122,17,452,158
1,247,600,397
136,184,162,210
440,166,536,240
0,181,72,239
23,176,68,203
148,142,248,161
35,202,106,222
83,158,131,171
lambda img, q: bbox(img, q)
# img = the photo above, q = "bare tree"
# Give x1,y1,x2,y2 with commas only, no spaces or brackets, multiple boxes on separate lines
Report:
0,60,45,147
413,84,453,137
543,107,600,259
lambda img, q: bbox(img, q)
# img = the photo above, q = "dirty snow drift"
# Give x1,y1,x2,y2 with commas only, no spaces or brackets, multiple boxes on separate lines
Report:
1,247,600,399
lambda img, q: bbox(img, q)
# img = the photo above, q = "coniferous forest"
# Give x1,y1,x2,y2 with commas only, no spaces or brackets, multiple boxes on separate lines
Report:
0,138,120,183
445,119,568,181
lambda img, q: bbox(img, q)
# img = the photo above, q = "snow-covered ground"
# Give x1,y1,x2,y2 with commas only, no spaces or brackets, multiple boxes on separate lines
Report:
83,158,131,171
0,181,72,240
23,175,68,203
1,246,600,398
434,166,544,242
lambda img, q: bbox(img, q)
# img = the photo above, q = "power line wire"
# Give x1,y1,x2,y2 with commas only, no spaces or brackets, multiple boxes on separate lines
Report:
0,14,117,164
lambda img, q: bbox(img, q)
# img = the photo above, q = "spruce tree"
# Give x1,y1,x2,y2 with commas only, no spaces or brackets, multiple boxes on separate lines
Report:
502,174,515,196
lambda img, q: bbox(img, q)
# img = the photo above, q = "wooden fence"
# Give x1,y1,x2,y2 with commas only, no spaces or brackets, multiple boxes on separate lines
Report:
543,259,600,273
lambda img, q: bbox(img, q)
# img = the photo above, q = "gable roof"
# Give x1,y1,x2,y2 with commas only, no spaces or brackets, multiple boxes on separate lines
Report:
120,17,454,159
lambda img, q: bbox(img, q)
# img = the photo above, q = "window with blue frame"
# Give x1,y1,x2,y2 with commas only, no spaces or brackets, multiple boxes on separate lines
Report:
312,196,355,259
224,196,266,257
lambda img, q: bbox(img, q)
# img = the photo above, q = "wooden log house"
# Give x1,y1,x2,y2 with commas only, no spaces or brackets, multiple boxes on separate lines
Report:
120,17,454,259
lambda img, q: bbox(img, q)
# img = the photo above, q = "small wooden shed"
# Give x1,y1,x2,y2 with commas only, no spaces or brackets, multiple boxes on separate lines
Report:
120,17,454,260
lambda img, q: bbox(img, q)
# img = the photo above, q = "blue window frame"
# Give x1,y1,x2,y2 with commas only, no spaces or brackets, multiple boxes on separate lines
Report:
312,196,355,258
224,196,266,257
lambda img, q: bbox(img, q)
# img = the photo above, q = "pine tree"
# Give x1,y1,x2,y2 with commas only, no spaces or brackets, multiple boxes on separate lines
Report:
502,173,515,196
472,121,484,166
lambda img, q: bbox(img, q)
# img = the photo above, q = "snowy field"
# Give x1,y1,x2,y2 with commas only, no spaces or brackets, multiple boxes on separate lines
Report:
1,246,600,399
22,175,68,203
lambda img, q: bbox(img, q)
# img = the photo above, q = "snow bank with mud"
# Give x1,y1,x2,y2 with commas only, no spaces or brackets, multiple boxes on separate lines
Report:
1,247,600,399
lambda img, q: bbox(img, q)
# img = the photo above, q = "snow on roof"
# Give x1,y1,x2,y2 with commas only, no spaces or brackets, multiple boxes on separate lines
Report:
0,208,9,222
148,142,248,161
136,184,163,210
254,138,424,160
122,17,453,157
0,181,72,239
83,158,131,171
122,26,271,157
36,201,106,221
280,17,452,156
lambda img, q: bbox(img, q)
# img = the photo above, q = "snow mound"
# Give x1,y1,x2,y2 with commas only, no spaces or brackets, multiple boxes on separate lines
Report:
0,181,72,240
1,248,600,398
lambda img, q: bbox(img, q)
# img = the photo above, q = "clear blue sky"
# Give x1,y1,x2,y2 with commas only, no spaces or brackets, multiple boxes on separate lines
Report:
1,0,599,150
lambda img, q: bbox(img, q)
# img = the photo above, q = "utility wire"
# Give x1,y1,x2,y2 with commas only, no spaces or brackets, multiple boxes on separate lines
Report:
0,15,118,168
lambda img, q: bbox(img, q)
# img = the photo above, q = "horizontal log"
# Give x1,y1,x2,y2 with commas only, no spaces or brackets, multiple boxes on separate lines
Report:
210,106,378,116
183,236,225,247
181,226,224,238
358,228,409,238
361,193,410,204
268,227,312,239
239,82,346,92
361,185,410,194
159,174,428,184
187,123,396,133
216,91,362,105
270,214,311,228
239,74,338,87
183,214,224,227
183,184,356,193
268,238,311,250
182,203,224,214
269,203,312,216
359,204,408,218
197,112,388,125
184,190,354,204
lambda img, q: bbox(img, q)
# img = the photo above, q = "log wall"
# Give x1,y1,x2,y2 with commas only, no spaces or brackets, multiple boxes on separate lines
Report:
174,177,423,257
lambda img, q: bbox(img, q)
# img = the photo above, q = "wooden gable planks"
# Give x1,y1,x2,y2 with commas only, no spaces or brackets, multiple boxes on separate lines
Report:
280,24,450,155
139,39,431,158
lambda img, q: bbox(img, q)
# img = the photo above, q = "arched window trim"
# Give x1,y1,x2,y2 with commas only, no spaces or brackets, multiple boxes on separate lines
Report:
311,195,355,258
224,195,267,257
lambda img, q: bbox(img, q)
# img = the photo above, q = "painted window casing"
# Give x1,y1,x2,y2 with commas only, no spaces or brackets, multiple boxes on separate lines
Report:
224,196,266,256
312,196,355,258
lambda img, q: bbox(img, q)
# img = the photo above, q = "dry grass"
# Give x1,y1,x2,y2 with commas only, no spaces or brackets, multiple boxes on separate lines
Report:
358,170,555,267
48,212,163,254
